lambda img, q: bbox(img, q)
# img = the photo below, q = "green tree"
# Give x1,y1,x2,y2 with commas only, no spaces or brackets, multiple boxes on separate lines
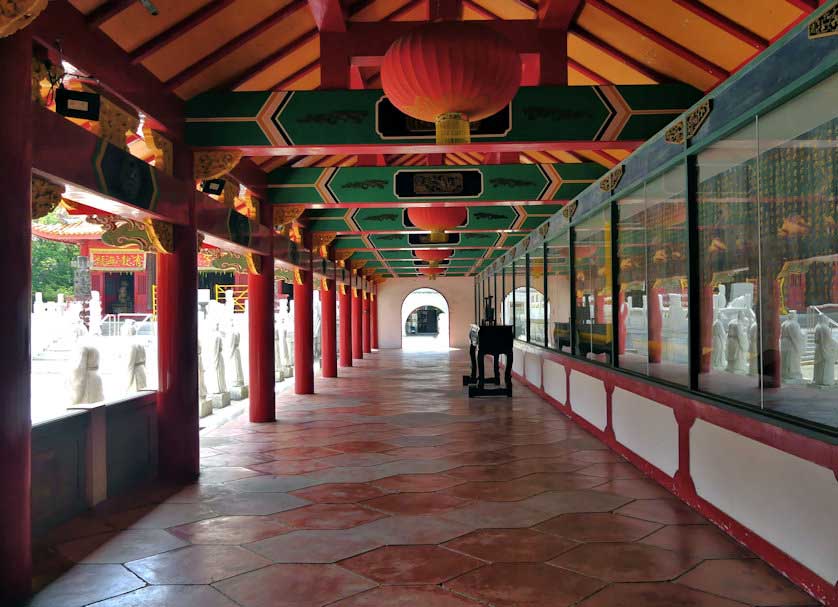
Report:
32,210,80,301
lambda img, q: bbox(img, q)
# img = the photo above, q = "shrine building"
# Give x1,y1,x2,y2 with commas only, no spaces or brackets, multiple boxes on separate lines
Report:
2,1,837,606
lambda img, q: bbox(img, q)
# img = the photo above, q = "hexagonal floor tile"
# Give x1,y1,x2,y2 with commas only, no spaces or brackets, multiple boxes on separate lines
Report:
327,440,397,453
290,482,389,503
447,562,605,607
640,525,753,560
28,564,145,607
214,563,376,607
169,515,289,544
340,545,482,584
83,584,240,607
677,559,816,606
615,498,707,525
373,473,464,492
576,582,748,607
444,528,577,562
125,545,270,584
535,513,661,542
207,492,310,516
442,500,551,528
247,528,382,563
441,479,547,502
353,514,476,545
362,492,471,515
590,479,673,499
248,460,334,475
104,503,218,530
329,585,482,606
198,467,264,484
550,542,698,582
56,529,187,563
519,489,631,516
263,446,340,460
272,503,387,529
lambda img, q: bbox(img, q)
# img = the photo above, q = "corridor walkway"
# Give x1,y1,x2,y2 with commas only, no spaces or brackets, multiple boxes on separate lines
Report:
30,351,817,607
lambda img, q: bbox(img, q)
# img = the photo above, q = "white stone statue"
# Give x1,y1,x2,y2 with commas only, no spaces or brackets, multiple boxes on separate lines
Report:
274,322,284,382
228,324,244,388
120,318,137,337
88,291,102,336
748,320,759,376
68,346,105,405
780,311,805,381
212,323,227,394
279,304,293,378
726,310,749,374
712,310,727,370
813,315,837,387
197,340,212,418
126,344,147,392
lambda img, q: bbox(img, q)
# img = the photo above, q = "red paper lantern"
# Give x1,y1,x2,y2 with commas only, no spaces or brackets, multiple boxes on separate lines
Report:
408,207,467,243
420,267,445,280
415,248,453,267
381,22,521,144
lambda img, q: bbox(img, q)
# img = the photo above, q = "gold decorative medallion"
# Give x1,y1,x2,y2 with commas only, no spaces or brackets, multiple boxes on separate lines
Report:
664,120,685,145
599,165,625,193
96,97,140,151
142,127,173,176
145,219,175,254
562,200,578,221
194,150,243,180
808,4,837,39
685,100,712,139
31,176,64,219
273,205,305,229
246,252,262,275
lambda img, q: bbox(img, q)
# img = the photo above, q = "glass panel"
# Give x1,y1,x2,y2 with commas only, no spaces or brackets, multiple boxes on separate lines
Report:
547,231,572,352
573,209,613,363
513,255,528,340
617,187,648,375
529,248,546,346
756,75,837,428
697,121,761,404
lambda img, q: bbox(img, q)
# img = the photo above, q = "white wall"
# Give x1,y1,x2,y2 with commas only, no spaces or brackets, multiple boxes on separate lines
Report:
377,277,474,349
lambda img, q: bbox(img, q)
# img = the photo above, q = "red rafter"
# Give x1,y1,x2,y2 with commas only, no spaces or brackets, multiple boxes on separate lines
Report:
586,0,729,81
462,0,499,19
163,0,308,91
307,0,347,31
229,30,319,90
430,0,463,21
671,0,768,50
568,58,610,84
87,0,134,28
571,29,666,83
270,59,320,91
538,0,583,29
783,0,818,10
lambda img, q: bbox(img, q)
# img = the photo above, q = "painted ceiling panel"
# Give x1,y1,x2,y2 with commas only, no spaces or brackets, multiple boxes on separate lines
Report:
100,0,210,53
568,33,658,85
699,0,805,41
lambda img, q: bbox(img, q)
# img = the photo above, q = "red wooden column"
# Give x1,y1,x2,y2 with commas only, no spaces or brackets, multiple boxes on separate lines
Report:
362,284,371,354
248,202,276,421
371,288,379,350
0,28,33,603
156,222,199,481
351,277,363,360
339,281,353,367
321,277,337,378
294,266,314,393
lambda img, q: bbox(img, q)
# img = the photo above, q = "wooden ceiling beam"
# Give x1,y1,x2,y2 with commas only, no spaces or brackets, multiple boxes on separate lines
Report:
462,0,499,19
307,0,347,31
586,0,729,81
227,29,319,90
568,58,611,85
538,0,583,29
783,0,818,10
429,0,463,21
129,0,236,64
87,0,135,29
163,0,308,91
269,59,320,91
670,0,768,50
571,29,667,83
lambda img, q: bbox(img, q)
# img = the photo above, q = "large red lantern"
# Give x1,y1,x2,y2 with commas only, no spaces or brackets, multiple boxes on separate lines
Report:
408,207,467,243
381,22,521,144
419,267,445,280
415,248,453,267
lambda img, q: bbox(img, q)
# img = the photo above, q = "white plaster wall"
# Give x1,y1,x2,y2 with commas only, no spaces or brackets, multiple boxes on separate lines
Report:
512,346,525,375
612,387,678,477
377,277,474,349
525,351,542,388
691,420,838,584
542,359,566,405
569,371,607,430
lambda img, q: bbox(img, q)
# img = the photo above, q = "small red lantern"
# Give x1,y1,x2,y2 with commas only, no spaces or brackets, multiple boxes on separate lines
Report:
415,248,453,267
381,22,521,144
420,267,445,280
408,207,467,243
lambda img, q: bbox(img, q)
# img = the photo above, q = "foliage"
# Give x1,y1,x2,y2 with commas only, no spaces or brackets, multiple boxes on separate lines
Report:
32,211,79,301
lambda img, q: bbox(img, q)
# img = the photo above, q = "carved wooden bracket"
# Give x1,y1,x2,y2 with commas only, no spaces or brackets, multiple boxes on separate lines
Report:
145,219,175,254
599,165,625,193
562,200,578,221
142,126,173,176
96,97,140,151
87,215,153,251
194,150,242,180
31,176,64,220
809,5,837,39
273,204,305,228
312,231,337,257
665,100,712,145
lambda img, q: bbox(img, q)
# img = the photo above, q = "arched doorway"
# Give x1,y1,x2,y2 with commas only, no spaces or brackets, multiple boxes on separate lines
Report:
401,288,450,351
504,286,547,342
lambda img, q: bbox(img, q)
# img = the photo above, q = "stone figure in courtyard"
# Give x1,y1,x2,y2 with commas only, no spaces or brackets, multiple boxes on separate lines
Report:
813,314,837,387
120,318,137,337
126,344,147,392
68,346,104,405
274,323,284,382
712,310,727,370
197,340,212,418
748,320,759,376
726,310,749,374
227,322,248,400
210,323,230,408
279,304,293,378
780,310,805,381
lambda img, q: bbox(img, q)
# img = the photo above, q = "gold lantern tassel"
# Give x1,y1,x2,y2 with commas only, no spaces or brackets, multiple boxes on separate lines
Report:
435,112,470,145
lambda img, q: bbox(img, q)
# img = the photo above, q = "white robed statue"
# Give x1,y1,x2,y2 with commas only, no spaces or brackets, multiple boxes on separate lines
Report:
274,323,284,382
68,346,105,405
726,310,749,374
126,344,147,392
228,324,244,388
813,315,837,387
212,323,227,394
711,310,727,370
780,311,805,381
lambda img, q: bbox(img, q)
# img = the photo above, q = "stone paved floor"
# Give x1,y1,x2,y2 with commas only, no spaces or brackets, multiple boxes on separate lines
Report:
30,349,820,606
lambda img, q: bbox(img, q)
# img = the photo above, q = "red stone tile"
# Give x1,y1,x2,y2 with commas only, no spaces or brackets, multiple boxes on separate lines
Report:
444,528,577,562
84,585,240,607
125,545,270,584
201,453,272,468
550,542,698,582
263,446,340,460
363,492,471,515
327,440,397,453
575,462,646,479
577,582,748,607
445,451,516,466
207,492,309,516
447,562,605,607
215,563,376,607
640,525,753,560
677,559,815,606
340,545,482,584
57,529,187,563
353,514,476,544
443,500,551,528
590,478,673,499
535,513,662,542
520,489,631,516
330,585,482,606
272,503,386,529
169,515,289,544
383,446,461,459
441,479,547,501
290,482,390,503
248,459,334,475
616,498,707,525
373,473,464,492
197,467,265,484
247,528,382,563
